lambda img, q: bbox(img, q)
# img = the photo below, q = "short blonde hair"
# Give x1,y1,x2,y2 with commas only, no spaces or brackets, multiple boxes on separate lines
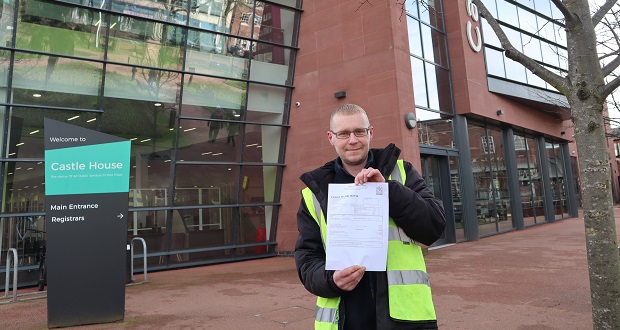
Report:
330,104,370,130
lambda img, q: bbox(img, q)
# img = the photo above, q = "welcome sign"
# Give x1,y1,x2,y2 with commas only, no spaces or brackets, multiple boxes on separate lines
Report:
44,118,130,328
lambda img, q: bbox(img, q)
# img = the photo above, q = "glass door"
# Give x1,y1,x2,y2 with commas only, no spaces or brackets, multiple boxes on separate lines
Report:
420,154,453,245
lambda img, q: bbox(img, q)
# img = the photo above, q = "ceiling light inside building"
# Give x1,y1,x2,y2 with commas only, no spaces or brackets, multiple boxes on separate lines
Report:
68,115,79,121
33,94,41,98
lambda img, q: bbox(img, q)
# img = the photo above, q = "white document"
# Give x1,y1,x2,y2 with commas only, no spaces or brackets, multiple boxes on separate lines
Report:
325,182,389,271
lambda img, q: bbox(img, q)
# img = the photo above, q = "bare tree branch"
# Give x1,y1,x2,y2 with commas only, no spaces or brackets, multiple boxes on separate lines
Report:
600,75,620,98
599,16,620,76
592,0,618,26
472,0,568,93
602,54,620,77
550,0,578,25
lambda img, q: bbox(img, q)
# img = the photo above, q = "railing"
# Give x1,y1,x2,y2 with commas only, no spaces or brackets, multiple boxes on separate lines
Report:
128,237,148,285
1,248,46,304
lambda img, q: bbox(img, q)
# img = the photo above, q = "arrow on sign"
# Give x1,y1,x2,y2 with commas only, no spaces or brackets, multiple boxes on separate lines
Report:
117,213,123,219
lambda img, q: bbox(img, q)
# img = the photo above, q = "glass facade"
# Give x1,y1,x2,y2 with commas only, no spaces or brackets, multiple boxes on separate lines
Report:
469,123,514,236
0,0,300,280
481,0,567,91
514,132,546,227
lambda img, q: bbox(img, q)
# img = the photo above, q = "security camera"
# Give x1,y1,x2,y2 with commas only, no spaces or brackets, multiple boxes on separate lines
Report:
295,102,301,107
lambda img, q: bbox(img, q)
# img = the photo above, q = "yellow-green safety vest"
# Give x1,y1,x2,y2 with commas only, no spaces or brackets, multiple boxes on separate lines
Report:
301,160,436,330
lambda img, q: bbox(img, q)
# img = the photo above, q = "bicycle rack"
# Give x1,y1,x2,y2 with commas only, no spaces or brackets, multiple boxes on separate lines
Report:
1,248,46,304
128,237,148,286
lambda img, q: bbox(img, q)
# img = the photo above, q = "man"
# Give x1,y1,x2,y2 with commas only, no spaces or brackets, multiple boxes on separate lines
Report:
294,104,446,329
208,107,223,143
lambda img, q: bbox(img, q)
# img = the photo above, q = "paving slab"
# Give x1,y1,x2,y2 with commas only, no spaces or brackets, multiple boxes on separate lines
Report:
2,207,620,329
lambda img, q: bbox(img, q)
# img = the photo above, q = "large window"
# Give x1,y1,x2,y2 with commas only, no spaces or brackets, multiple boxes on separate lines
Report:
469,123,514,236
482,0,568,91
406,0,453,115
515,133,546,226
0,0,301,278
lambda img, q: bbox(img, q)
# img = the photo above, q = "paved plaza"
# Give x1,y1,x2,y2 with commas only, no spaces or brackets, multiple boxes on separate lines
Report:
3,207,620,329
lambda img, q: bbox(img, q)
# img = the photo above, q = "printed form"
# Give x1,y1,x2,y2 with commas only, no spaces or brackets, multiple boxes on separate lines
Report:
325,182,389,271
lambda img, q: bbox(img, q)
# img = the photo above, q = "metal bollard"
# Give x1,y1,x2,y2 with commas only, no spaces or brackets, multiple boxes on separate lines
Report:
3,248,18,302
130,237,148,284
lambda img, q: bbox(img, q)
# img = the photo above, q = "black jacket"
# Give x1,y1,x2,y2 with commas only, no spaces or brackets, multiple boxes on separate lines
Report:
294,144,446,330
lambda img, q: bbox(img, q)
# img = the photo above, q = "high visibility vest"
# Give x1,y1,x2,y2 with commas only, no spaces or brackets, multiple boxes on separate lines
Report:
301,160,436,330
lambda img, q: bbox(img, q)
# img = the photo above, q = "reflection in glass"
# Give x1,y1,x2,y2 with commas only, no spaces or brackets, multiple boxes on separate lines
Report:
538,17,556,42
533,0,552,17
407,17,423,57
107,14,183,70
0,0,15,47
105,63,181,105
421,24,435,63
190,0,240,37
517,7,538,34
430,29,448,68
416,108,453,147
504,27,523,52
5,107,99,159
497,0,519,26
526,70,546,88
411,58,427,108
540,42,559,68
485,47,506,77
241,124,284,163
186,33,248,79
482,0,498,17
17,0,104,60
547,142,568,218
435,66,453,113
426,62,439,110
518,135,545,226
111,0,189,25
177,117,243,162
504,53,527,83
182,74,245,111
469,124,513,236
406,0,419,17
255,2,298,46
250,42,293,85
12,54,102,109
481,19,501,48
246,83,288,124
449,156,465,241
522,36,542,61
418,0,444,30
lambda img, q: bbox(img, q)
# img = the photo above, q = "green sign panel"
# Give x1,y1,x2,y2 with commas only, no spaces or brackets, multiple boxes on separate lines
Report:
45,141,131,195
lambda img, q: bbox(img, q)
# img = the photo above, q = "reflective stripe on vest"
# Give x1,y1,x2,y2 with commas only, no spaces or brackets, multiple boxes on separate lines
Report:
302,160,436,328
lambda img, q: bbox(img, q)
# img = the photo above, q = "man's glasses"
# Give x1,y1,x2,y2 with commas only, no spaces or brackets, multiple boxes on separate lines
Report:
330,128,370,139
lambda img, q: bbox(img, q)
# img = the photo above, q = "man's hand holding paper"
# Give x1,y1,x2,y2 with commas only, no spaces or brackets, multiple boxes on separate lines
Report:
325,182,389,271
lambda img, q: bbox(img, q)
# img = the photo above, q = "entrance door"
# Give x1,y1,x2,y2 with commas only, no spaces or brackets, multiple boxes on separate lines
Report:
419,154,454,246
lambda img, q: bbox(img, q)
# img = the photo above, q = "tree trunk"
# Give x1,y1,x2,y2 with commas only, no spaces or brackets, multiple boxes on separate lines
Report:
567,2,620,327
572,97,620,329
